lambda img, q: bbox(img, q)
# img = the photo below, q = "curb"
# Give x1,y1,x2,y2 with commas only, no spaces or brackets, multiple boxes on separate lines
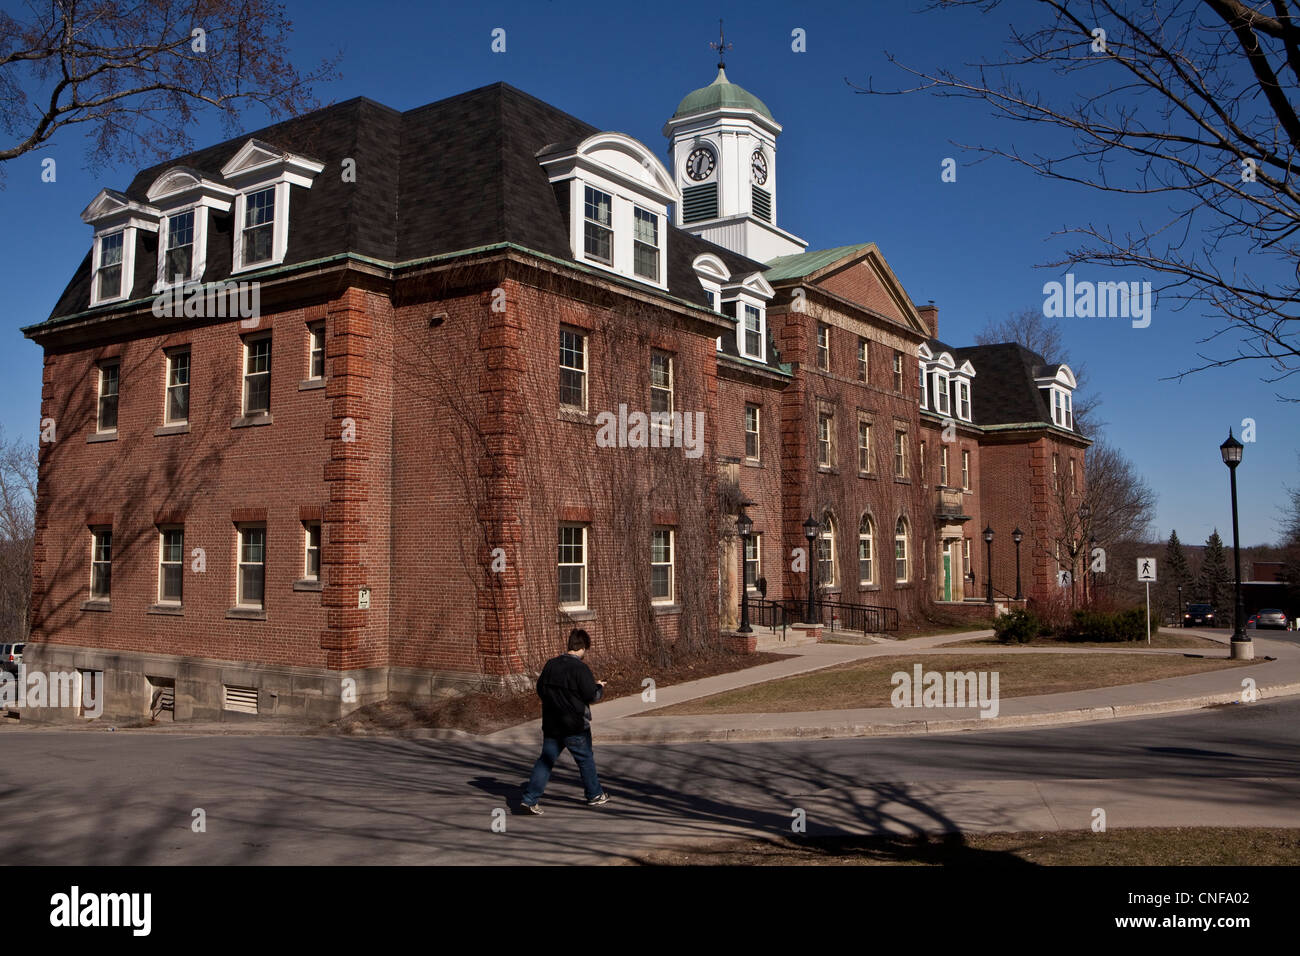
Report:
570,681,1300,745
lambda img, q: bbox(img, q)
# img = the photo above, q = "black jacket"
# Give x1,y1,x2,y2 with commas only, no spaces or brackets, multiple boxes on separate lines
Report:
536,653,603,738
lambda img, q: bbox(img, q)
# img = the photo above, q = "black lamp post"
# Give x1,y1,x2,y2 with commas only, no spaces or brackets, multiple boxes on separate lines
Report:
983,524,994,604
1220,430,1251,658
803,514,820,623
736,508,753,634
1012,527,1023,601
1177,583,1183,627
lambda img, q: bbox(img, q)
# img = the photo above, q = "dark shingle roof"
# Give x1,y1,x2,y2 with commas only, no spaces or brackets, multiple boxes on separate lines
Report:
43,83,768,322
951,342,1068,430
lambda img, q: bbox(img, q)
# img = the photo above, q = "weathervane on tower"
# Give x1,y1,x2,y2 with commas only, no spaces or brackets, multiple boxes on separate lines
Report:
710,19,732,70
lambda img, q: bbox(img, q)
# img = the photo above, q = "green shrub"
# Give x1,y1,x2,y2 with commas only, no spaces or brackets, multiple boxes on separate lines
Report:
994,608,1040,644
1064,607,1158,642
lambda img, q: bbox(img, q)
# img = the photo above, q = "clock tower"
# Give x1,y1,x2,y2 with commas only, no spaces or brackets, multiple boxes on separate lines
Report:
664,62,806,262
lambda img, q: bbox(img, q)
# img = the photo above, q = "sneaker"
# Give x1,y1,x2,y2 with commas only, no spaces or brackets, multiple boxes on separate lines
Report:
522,803,544,815
587,793,611,807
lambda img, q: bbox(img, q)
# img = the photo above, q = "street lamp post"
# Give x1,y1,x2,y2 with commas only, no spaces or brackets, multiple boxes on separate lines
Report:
983,525,994,604
1012,527,1023,601
1177,583,1183,628
803,514,820,624
736,508,753,634
1220,430,1252,659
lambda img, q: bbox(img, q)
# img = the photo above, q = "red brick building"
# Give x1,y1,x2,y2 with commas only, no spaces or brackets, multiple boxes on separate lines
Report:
22,72,1087,722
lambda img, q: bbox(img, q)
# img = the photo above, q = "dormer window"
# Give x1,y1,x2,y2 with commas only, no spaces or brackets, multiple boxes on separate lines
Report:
934,371,950,415
741,304,764,360
164,211,195,280
242,187,277,265
958,381,971,421
96,232,125,302
146,167,233,290
221,139,324,275
633,207,659,280
918,361,928,410
583,186,613,264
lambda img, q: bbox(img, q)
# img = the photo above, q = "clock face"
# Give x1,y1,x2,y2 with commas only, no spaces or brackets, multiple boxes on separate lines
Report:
751,150,768,185
685,146,716,181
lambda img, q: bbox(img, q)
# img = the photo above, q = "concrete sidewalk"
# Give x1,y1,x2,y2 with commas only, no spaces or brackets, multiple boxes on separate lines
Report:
488,628,1300,745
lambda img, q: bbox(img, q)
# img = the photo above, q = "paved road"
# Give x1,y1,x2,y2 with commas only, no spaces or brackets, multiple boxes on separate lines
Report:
2,699,1298,865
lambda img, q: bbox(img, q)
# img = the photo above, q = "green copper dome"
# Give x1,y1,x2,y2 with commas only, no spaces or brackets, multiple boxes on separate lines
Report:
672,67,774,121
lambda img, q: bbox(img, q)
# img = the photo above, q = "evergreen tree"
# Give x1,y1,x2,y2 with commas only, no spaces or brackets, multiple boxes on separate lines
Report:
1164,530,1193,613
1199,530,1232,613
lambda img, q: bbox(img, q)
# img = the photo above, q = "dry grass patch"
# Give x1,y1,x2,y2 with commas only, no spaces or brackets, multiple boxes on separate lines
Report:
954,631,1222,650
642,652,1256,716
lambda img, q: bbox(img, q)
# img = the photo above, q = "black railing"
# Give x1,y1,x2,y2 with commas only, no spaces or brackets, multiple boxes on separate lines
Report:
748,598,790,640
820,598,899,634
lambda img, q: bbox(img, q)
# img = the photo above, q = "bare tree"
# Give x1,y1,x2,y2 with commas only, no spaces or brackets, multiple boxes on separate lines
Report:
0,0,339,176
1077,437,1157,603
858,0,1300,398
975,307,1101,432
0,428,37,640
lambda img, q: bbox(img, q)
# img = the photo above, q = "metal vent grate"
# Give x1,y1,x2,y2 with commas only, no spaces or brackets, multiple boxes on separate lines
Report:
223,685,258,714
682,183,718,223
752,186,772,222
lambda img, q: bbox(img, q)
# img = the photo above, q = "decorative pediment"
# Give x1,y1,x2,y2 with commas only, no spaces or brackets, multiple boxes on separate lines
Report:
538,131,679,203
730,271,774,300
146,166,236,209
80,189,159,230
918,343,934,361
220,138,325,187
1035,364,1077,390
692,253,732,283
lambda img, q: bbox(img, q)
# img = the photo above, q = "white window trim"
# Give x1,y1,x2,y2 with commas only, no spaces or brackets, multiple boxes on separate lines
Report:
857,419,871,474
222,140,324,275
958,380,971,421
934,371,950,415
816,324,830,371
559,326,588,412
90,528,112,600
744,404,761,462
242,334,272,417
818,411,835,468
91,229,132,306
154,207,206,290
231,182,290,274
157,526,184,605
737,301,766,361
307,323,326,381
146,168,235,290
817,518,837,587
558,523,588,610
744,533,761,592
236,524,266,609
859,516,874,586
651,528,675,604
304,522,321,582
97,361,120,434
81,189,161,307
164,349,190,426
918,361,928,409
962,449,971,490
895,518,910,584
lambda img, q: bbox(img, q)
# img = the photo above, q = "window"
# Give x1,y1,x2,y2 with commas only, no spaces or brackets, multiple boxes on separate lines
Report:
97,362,120,432
858,515,874,585
818,412,835,468
583,186,613,264
857,420,871,474
304,522,321,581
961,449,970,490
958,381,971,420
919,362,928,410
817,516,836,586
741,305,763,360
242,186,276,266
165,350,190,425
895,517,910,583
934,372,950,415
558,524,587,608
857,338,869,382
243,336,271,415
894,430,908,478
1070,457,1077,494
237,525,266,608
96,232,125,302
1053,453,1060,491
90,528,112,600
963,538,972,582
158,527,183,604
559,327,587,410
651,528,674,603
650,351,673,415
1064,391,1073,429
940,446,949,486
308,324,325,380
744,534,760,589
633,207,659,280
919,440,926,484
164,210,195,282
816,324,830,371
744,404,760,461
893,350,904,391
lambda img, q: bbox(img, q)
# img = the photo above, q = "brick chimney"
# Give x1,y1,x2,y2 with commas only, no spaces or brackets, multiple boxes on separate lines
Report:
917,301,938,340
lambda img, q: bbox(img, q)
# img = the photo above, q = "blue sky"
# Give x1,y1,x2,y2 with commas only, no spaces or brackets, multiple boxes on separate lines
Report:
1,0,1295,546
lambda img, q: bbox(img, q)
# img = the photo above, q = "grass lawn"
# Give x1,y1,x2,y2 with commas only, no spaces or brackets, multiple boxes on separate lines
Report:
952,631,1221,650
642,652,1256,716
826,624,990,644
627,827,1300,866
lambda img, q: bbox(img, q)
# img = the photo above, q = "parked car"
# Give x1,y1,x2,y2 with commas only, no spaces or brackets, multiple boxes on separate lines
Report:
1183,604,1217,627
1254,609,1290,630
1,642,24,675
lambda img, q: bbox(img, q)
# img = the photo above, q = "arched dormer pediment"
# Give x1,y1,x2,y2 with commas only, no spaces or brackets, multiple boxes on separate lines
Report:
692,253,731,284
538,131,679,204
146,167,236,209
934,352,956,371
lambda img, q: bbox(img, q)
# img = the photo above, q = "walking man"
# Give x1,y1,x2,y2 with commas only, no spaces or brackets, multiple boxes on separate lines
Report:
521,628,610,814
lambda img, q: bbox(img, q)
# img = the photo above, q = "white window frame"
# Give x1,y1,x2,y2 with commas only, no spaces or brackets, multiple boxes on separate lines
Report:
744,404,761,462
97,361,120,433
164,349,190,425
857,419,871,474
92,229,130,306
236,524,266,609
816,324,830,371
934,371,951,415
632,205,660,281
918,361,928,410
558,523,588,610
744,533,761,591
858,338,869,382
818,411,835,468
859,515,874,586
895,517,910,584
650,350,673,416
739,304,765,361
958,380,971,421
817,517,836,587
307,323,326,381
158,526,184,605
90,528,112,600
157,207,200,287
651,528,675,604
940,446,949,486
222,141,324,275
559,326,588,411
894,430,908,479
304,521,321,582
893,351,904,391
243,334,272,416
582,184,614,266
962,449,971,490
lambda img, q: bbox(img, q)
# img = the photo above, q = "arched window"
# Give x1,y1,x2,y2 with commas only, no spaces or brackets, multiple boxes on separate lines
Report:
895,517,910,583
858,514,874,585
817,514,836,587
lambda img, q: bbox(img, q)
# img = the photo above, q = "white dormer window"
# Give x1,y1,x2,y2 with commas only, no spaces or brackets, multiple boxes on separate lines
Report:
958,380,971,421
1053,389,1073,429
146,167,234,290
934,371,950,415
918,361,928,410
221,140,324,274
740,304,764,360
82,189,160,307
583,186,613,264
164,210,195,281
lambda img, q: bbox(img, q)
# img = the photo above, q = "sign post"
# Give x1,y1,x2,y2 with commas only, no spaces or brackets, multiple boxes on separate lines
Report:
1137,558,1157,644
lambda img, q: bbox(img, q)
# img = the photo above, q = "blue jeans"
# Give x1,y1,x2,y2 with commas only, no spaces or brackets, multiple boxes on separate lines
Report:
522,731,602,805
